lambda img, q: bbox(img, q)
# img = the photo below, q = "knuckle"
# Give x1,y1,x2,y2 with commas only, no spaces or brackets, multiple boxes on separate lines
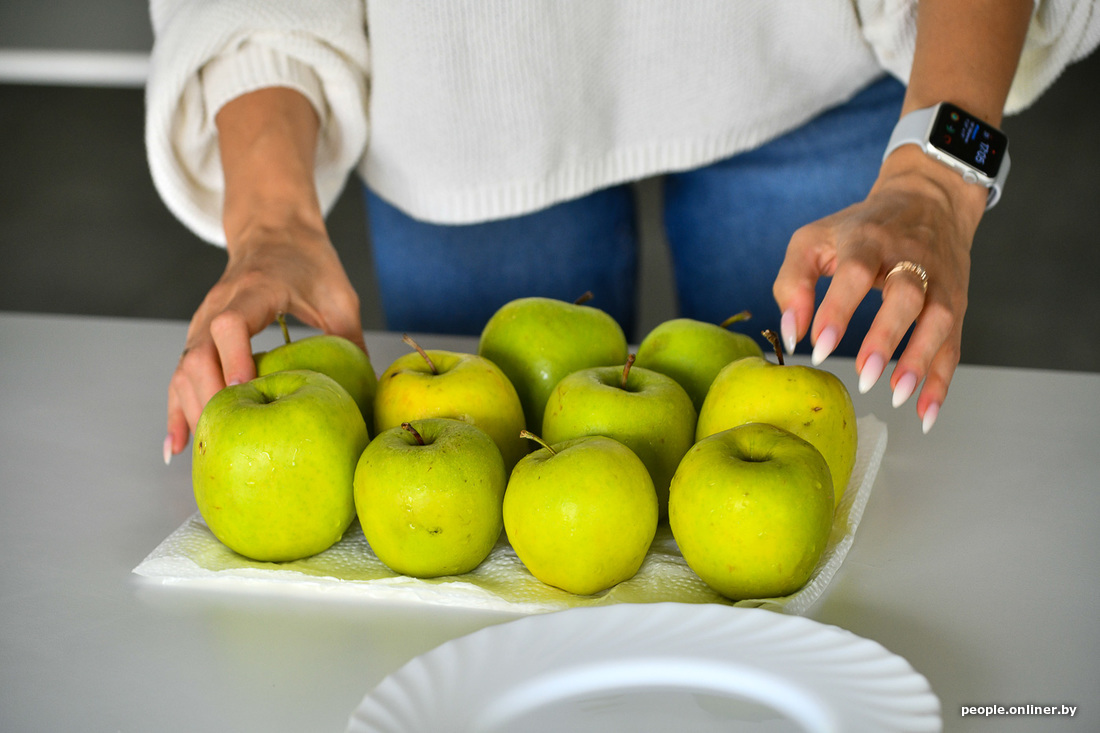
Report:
838,258,878,289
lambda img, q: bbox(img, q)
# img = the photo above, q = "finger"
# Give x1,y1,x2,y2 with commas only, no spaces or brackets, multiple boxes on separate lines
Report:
855,271,927,393
773,226,827,354
915,341,960,434
889,298,956,410
165,342,224,463
809,257,877,365
316,287,367,353
178,340,230,430
165,386,190,465
209,309,260,387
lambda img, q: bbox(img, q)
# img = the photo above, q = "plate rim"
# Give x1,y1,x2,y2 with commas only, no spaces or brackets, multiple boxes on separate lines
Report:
348,602,941,733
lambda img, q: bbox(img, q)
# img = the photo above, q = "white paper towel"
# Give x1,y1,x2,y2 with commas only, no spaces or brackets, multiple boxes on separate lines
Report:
134,416,887,615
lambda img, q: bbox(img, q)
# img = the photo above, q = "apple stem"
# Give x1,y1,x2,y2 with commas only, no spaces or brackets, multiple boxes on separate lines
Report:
519,429,556,455
762,329,785,365
277,312,291,345
719,311,752,329
402,333,438,375
621,353,636,389
573,291,594,306
401,422,426,445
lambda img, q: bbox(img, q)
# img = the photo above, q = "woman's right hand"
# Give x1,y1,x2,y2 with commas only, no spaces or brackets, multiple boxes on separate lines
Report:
165,223,365,464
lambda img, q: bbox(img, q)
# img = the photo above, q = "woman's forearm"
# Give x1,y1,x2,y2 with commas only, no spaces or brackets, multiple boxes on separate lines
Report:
903,0,1033,124
215,87,326,251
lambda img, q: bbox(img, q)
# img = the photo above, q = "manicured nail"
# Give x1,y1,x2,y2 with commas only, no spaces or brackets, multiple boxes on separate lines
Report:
811,326,838,366
892,372,918,408
922,402,940,434
163,435,173,466
780,309,797,355
858,353,885,394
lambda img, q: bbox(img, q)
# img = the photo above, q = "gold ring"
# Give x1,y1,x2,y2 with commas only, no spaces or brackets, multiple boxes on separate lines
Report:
885,261,929,294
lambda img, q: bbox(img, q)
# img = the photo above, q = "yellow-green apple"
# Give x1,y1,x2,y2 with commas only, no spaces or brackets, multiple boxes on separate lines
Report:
354,418,507,578
374,335,527,471
192,370,369,562
504,432,658,595
541,355,696,518
696,331,857,506
478,292,628,430
253,315,377,434
669,423,834,600
634,311,764,412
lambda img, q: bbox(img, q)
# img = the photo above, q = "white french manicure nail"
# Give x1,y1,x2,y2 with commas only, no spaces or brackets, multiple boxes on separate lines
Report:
780,309,797,355
858,353,885,394
811,326,838,366
922,403,940,434
892,372,918,408
163,435,173,466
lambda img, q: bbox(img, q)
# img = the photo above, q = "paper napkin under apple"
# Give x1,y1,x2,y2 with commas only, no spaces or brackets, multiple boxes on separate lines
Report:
134,416,887,616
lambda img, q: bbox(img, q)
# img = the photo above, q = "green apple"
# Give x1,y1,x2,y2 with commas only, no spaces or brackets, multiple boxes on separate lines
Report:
253,315,377,435
504,432,658,595
374,335,527,472
669,423,834,600
541,355,696,518
192,370,369,562
354,418,507,578
634,311,764,412
696,331,857,507
478,292,629,430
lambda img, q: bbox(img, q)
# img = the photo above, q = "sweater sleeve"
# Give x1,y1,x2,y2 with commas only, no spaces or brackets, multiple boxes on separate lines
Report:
145,0,370,245
856,0,1100,115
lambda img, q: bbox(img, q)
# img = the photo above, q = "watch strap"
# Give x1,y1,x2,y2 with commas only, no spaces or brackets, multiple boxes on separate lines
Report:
884,104,1009,210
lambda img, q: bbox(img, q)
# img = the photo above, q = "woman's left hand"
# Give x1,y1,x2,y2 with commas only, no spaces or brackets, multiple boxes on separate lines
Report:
773,145,989,433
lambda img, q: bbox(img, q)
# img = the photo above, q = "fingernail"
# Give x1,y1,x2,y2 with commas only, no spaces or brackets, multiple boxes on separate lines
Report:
780,309,797,355
163,435,173,466
811,326,838,366
922,402,940,434
892,372,918,408
858,353,885,394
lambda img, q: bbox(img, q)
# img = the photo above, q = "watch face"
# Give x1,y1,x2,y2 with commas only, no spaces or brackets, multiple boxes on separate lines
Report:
929,103,1007,178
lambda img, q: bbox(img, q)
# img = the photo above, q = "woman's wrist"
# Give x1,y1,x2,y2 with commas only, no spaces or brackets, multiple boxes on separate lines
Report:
875,145,989,235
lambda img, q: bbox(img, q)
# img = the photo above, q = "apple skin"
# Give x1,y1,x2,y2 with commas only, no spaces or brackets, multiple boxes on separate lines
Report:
634,317,763,412
254,334,377,436
192,370,369,562
504,435,658,595
696,356,857,507
541,362,696,518
669,423,834,600
478,296,628,431
354,418,507,578
374,349,528,472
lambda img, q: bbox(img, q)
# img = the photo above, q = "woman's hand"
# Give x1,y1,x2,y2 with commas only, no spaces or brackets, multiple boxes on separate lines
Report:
165,223,364,463
774,0,1030,433
773,146,987,433
164,87,365,463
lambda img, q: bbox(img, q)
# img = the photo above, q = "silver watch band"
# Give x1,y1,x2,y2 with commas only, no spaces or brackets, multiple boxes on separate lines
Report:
883,104,1009,210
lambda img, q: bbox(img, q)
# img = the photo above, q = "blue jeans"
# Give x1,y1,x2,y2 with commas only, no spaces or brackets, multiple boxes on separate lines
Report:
364,75,905,354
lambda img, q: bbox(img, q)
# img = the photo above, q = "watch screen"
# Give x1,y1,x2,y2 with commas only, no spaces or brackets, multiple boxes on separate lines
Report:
930,103,1007,178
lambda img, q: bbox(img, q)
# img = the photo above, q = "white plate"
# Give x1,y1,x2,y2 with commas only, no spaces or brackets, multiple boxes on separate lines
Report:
347,602,940,733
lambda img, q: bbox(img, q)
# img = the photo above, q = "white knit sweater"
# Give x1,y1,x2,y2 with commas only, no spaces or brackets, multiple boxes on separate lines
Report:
146,0,1100,245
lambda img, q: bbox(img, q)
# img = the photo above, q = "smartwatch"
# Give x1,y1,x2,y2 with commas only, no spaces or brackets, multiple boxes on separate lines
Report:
883,102,1010,209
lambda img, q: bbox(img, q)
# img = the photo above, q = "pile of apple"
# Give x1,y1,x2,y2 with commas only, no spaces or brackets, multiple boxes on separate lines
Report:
192,294,857,602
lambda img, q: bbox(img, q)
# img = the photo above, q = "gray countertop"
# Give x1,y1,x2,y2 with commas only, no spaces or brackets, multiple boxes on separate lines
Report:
1,311,1097,732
